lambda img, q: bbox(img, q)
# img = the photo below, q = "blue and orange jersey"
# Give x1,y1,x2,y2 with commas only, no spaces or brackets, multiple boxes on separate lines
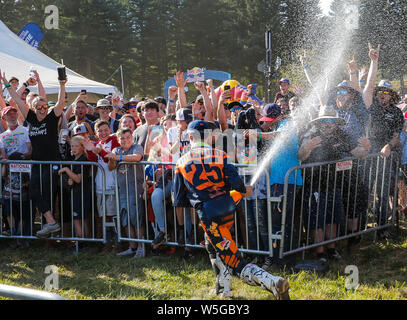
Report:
173,144,246,208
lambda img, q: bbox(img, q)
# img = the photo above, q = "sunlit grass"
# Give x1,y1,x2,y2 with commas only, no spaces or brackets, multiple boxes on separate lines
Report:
0,225,406,300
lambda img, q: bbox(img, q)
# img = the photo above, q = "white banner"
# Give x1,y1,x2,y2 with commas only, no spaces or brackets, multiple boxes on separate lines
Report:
336,160,353,172
10,163,31,173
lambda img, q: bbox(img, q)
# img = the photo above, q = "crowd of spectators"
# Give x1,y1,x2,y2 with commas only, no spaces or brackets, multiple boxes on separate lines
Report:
0,42,406,269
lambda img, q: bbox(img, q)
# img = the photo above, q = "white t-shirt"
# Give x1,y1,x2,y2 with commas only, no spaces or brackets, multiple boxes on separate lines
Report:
0,125,30,156
167,127,190,163
95,136,118,193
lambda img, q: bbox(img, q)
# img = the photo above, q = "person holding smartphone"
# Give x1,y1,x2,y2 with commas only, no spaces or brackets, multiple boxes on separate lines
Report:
1,68,67,237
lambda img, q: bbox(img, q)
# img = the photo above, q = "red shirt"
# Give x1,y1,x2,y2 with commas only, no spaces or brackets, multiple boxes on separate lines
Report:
86,135,120,163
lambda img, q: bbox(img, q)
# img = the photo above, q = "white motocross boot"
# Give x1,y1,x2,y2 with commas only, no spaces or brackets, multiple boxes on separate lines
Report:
240,263,290,300
211,255,231,298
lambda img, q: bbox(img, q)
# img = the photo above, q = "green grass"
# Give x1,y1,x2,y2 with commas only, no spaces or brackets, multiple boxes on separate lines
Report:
1,225,407,300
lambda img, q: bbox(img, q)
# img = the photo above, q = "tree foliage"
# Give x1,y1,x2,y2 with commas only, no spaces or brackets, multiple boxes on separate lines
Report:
3,1,406,98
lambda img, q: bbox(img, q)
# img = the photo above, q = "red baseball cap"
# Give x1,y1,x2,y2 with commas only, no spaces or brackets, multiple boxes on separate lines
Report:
1,106,17,118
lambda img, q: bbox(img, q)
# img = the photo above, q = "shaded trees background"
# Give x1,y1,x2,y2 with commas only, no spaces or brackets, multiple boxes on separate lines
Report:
1,0,406,99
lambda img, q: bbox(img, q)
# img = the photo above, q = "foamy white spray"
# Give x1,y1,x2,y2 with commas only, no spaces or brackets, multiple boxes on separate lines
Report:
250,0,360,186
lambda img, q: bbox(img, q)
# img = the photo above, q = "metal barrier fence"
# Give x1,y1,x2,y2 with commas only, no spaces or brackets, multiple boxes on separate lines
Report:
0,155,403,261
114,161,285,257
280,152,400,259
0,284,64,300
0,160,108,245
114,161,206,250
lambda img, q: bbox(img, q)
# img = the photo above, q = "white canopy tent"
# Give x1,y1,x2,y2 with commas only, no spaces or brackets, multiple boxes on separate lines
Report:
0,20,119,99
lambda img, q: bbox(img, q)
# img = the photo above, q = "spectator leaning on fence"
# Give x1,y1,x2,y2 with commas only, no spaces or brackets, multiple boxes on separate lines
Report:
335,46,377,241
1,69,66,237
57,135,91,243
367,79,404,237
0,106,32,160
85,118,120,248
0,105,33,241
149,114,176,249
2,152,31,242
298,105,370,263
106,127,145,258
358,44,405,238
132,101,160,159
169,107,194,258
252,102,303,270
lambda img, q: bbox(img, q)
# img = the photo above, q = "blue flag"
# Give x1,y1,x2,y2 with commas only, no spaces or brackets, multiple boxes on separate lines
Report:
18,23,44,49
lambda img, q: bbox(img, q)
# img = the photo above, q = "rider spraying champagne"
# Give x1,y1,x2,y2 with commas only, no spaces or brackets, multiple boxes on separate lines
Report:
172,112,290,299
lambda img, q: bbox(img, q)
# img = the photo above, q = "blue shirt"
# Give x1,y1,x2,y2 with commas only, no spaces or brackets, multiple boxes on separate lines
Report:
269,120,303,186
400,131,407,165
337,98,370,143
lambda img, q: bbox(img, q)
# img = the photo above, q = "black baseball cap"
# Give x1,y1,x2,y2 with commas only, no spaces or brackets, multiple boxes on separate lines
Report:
154,97,167,105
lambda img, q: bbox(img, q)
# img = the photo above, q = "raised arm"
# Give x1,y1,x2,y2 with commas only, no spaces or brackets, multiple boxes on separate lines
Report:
53,77,67,117
299,50,316,89
362,43,380,108
347,55,361,92
358,67,367,92
167,86,177,114
110,94,122,120
217,90,230,132
299,50,325,105
174,71,187,109
194,81,214,122
206,79,218,120
33,70,46,99
1,70,29,118
0,78,6,109
65,92,85,121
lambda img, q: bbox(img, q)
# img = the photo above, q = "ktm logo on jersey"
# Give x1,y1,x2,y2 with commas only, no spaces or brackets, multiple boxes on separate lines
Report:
209,222,220,237
216,237,231,251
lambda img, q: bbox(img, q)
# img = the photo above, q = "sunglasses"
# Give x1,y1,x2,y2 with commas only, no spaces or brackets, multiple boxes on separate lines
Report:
377,90,390,95
197,100,204,105
98,106,111,110
128,105,137,109
230,107,242,112
336,90,349,96
36,104,48,110
321,118,336,124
